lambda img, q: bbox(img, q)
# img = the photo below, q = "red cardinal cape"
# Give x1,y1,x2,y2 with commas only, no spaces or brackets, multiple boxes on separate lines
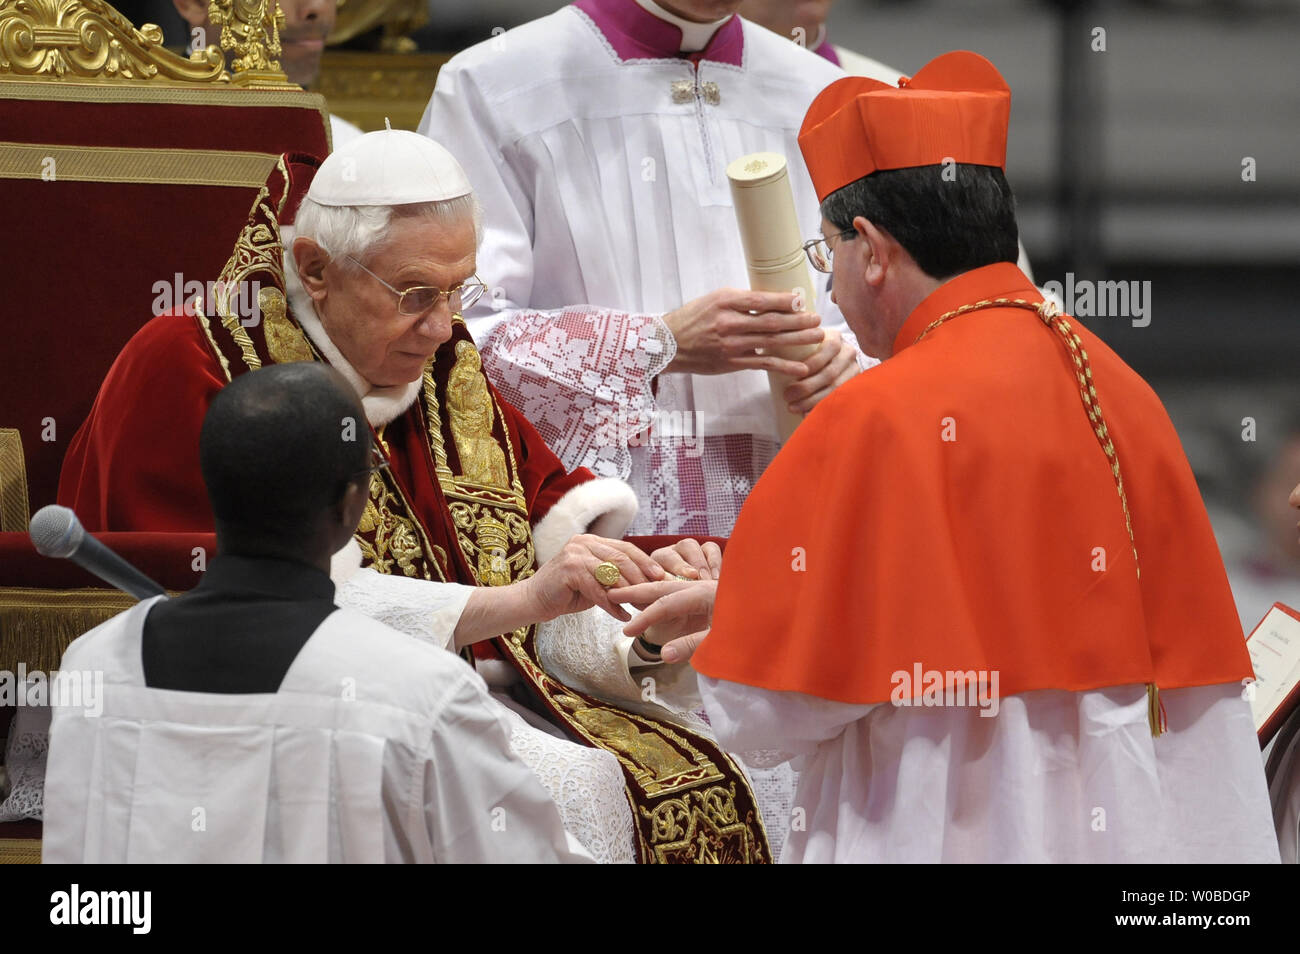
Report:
692,263,1251,711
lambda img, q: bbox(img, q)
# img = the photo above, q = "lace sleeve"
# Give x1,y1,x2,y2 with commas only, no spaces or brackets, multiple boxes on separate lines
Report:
477,306,677,478
333,569,473,653
488,700,635,864
0,693,51,821
535,607,703,722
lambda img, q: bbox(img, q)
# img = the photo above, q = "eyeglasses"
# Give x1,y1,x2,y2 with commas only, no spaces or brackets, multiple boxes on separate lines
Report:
345,255,487,316
802,228,857,274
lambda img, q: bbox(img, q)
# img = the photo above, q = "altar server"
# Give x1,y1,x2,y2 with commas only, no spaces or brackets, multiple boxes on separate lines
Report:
44,363,590,863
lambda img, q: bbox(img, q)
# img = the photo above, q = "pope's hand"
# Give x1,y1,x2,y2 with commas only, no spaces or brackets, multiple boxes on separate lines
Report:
612,579,717,663
662,289,824,377
782,327,860,414
650,538,723,581
525,534,664,623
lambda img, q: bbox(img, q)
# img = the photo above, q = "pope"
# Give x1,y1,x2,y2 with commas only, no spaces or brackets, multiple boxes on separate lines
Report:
614,51,1281,863
56,129,773,863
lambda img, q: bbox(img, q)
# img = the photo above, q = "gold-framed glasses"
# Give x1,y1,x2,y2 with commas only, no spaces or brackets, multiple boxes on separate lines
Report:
345,255,487,315
802,228,857,274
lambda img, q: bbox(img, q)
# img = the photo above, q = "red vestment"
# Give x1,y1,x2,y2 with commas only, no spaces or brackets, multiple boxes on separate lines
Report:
57,311,593,545
52,151,772,863
693,263,1251,704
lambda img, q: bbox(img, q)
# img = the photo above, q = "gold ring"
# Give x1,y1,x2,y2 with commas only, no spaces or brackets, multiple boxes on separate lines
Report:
592,561,621,587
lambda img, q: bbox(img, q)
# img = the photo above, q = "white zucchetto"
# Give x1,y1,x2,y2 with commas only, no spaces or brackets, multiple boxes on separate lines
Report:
308,125,472,207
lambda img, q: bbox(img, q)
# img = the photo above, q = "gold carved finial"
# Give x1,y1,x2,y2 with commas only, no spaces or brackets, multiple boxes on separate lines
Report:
208,0,293,87
0,0,226,84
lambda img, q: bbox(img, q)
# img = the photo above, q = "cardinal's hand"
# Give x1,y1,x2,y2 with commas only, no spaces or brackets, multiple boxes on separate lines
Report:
611,579,717,663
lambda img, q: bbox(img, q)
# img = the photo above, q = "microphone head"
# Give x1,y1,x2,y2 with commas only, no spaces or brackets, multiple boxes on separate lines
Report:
29,505,86,559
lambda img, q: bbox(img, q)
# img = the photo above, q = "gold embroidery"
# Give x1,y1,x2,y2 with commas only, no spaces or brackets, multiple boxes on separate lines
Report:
562,702,694,782
262,288,313,363
550,692,720,796
356,469,436,579
419,330,769,862
197,300,233,381
424,334,534,589
641,784,760,864
209,177,296,372
447,340,510,490
447,501,531,589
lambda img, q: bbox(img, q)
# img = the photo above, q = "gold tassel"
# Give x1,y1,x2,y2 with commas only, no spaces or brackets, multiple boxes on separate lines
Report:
1147,682,1165,738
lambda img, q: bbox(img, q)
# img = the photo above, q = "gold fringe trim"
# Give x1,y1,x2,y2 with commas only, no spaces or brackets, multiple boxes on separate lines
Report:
0,587,142,674
0,837,41,864
0,142,279,188
0,429,29,533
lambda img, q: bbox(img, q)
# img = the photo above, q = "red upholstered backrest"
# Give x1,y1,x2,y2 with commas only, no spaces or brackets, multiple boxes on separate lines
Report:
0,82,330,512
0,531,218,591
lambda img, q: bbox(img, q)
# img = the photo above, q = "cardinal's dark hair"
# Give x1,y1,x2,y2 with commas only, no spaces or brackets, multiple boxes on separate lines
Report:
200,362,370,553
821,164,1020,280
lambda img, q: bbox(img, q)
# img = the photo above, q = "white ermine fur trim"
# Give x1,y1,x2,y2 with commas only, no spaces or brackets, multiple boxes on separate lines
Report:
531,478,639,563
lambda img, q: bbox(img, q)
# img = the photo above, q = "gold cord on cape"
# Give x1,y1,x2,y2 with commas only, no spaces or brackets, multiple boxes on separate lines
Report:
914,297,1165,736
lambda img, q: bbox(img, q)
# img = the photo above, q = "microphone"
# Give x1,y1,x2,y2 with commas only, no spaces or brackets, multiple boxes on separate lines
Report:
30,505,167,601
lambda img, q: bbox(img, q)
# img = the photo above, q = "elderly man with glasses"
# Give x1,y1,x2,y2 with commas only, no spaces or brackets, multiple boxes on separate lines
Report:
58,129,780,863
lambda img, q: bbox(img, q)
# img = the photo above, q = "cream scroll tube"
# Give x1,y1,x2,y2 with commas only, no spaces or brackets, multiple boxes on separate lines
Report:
726,152,823,441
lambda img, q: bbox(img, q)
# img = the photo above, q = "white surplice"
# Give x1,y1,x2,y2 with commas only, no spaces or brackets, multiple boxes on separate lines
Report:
700,677,1281,863
42,598,591,864
419,5,854,535
337,560,795,862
